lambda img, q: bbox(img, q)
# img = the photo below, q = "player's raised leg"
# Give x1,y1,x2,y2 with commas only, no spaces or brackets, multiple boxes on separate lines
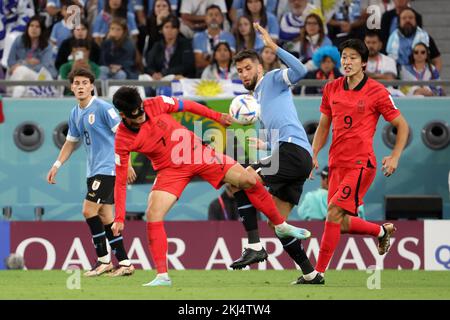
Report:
82,200,114,276
222,163,311,241
142,190,178,287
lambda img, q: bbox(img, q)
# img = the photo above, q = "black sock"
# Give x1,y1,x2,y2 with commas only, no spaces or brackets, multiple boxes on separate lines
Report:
86,216,108,258
234,190,260,244
104,223,129,263
277,236,315,274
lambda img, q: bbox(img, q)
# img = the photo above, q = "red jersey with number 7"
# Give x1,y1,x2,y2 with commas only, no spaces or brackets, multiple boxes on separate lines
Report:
114,95,223,223
320,75,401,168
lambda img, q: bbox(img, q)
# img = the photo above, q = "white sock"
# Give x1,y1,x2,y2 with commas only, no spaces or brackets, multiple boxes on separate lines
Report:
98,255,110,264
157,272,169,279
303,270,318,281
378,226,385,238
247,242,263,251
274,221,288,231
119,259,131,267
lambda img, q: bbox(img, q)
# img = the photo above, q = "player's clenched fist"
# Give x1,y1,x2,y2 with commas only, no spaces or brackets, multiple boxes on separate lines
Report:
219,113,235,127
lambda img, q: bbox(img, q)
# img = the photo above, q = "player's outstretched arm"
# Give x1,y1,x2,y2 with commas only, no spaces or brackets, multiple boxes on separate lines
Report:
46,140,78,184
382,114,409,177
182,99,234,127
310,113,331,179
253,22,307,83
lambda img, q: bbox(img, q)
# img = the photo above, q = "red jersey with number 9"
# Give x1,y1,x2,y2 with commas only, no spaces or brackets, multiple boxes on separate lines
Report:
320,75,401,168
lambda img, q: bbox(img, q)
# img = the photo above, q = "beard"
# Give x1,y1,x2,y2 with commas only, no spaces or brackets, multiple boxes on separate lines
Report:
243,74,259,91
400,24,417,37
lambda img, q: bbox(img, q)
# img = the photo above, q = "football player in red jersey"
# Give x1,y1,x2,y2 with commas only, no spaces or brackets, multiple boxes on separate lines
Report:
296,39,410,285
110,87,312,286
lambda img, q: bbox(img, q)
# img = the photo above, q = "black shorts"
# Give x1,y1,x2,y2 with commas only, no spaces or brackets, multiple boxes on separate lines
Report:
251,142,312,205
86,175,115,204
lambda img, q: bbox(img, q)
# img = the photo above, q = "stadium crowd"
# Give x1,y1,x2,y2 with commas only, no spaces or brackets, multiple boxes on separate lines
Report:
0,0,444,97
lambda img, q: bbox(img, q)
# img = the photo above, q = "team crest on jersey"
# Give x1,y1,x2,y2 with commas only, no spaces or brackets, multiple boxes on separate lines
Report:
92,180,101,191
88,113,95,125
357,100,365,113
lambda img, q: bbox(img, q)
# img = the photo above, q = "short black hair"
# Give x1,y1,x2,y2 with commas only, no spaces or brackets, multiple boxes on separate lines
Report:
206,4,223,15
161,14,180,29
71,38,90,50
339,39,369,62
364,30,382,42
113,86,142,114
233,49,262,65
68,67,95,83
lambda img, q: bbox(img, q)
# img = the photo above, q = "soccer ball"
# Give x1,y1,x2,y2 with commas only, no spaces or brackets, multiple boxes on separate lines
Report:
229,94,260,125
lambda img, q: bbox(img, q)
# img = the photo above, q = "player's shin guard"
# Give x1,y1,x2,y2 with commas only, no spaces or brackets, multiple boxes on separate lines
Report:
243,181,284,226
277,236,315,274
86,216,108,258
104,223,129,263
234,191,260,244
348,216,381,237
316,221,341,273
146,221,168,274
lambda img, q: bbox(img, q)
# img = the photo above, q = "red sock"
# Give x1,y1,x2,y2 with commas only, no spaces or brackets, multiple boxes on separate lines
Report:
316,221,341,273
244,181,284,225
146,221,168,274
348,216,381,237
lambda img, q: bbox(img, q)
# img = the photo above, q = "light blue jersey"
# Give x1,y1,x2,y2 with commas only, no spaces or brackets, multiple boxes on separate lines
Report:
67,97,120,178
253,47,312,155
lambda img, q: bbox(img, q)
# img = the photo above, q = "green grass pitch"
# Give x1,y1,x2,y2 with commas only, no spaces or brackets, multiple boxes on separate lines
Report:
1,270,449,300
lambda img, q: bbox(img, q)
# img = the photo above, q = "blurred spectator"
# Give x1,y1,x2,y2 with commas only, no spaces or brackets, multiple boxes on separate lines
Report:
233,0,278,16
97,0,147,27
55,18,101,70
138,0,172,55
50,1,82,49
260,45,285,72
327,0,369,46
279,0,318,43
0,0,35,67
380,0,422,50
364,30,397,80
93,0,139,45
193,4,236,71
180,0,229,39
59,39,100,80
201,42,239,80
302,45,341,95
99,17,138,80
145,15,195,80
399,42,444,97
297,166,365,220
208,184,240,221
240,0,279,42
142,0,178,15
285,13,332,71
234,15,265,53
386,8,441,71
7,16,57,97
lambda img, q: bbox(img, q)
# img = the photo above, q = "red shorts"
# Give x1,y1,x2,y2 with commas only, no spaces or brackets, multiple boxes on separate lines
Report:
328,166,376,215
152,146,236,198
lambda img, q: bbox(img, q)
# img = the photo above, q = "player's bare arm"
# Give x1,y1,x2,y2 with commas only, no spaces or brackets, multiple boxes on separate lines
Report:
46,140,78,184
382,114,409,177
310,114,331,178
253,22,278,52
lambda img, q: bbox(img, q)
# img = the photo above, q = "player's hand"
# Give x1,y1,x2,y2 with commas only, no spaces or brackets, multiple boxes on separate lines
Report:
219,113,234,127
47,166,58,184
247,137,268,150
127,165,137,184
111,221,124,236
253,22,277,51
309,156,319,180
381,155,398,177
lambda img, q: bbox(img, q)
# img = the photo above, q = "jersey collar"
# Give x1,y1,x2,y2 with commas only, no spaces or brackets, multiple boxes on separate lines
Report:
254,75,264,92
344,74,368,91
78,96,96,110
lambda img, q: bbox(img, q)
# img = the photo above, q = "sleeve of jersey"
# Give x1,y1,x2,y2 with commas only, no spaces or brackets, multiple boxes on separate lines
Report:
114,137,130,224
66,111,80,142
319,83,332,117
179,99,222,123
276,47,307,85
377,90,401,122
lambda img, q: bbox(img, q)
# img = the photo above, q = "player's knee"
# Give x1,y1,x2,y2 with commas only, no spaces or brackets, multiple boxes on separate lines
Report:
145,208,165,222
327,205,344,223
